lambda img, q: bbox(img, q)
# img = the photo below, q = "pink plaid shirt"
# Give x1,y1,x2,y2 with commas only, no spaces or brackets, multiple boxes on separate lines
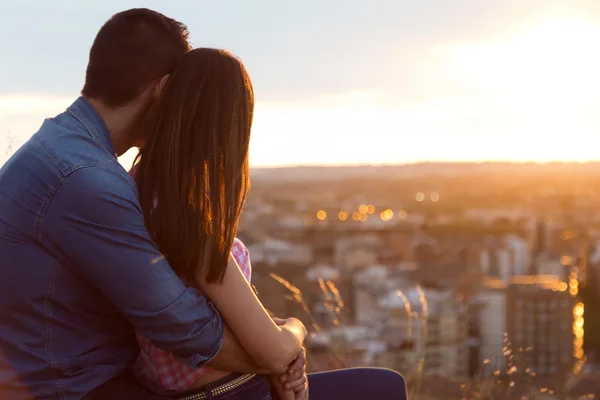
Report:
134,238,252,392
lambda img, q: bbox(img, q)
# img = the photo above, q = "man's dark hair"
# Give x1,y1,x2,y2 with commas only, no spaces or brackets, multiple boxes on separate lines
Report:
82,8,190,108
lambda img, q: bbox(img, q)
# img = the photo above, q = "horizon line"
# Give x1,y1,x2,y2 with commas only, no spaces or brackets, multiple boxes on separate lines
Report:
250,159,600,169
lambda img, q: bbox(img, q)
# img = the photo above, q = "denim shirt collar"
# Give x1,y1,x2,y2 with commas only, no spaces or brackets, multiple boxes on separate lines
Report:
67,96,116,156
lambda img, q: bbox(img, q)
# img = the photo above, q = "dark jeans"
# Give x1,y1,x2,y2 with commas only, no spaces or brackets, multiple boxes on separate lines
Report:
308,368,407,400
85,367,407,400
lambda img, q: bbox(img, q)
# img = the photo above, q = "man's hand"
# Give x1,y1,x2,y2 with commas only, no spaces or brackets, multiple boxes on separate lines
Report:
280,348,308,395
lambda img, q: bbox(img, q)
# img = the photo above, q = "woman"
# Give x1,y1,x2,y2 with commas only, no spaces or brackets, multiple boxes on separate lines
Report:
131,48,408,400
132,48,301,399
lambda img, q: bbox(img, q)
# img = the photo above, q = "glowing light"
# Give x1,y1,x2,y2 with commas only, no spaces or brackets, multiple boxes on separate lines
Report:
316,210,327,220
359,204,368,214
560,255,572,265
569,277,579,296
367,205,375,214
380,209,394,221
352,212,361,221
574,302,584,317
415,192,425,202
570,272,577,280
338,211,348,221
359,213,368,222
431,192,440,202
558,282,568,291
569,281,578,289
398,209,408,219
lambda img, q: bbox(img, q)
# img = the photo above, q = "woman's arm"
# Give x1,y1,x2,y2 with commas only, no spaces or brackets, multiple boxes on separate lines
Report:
206,326,271,374
196,256,307,375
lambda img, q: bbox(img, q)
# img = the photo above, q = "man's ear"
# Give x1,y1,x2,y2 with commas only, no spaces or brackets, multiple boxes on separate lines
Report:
153,74,170,98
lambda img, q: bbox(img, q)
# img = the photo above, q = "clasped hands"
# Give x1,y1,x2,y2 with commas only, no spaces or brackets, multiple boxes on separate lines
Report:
272,318,308,400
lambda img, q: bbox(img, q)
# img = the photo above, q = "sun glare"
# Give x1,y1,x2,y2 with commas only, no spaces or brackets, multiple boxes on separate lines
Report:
4,14,600,168
450,15,600,97
434,14,600,163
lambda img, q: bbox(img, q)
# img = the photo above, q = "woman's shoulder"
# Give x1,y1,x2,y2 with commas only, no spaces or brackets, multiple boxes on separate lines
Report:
232,237,248,252
231,238,251,282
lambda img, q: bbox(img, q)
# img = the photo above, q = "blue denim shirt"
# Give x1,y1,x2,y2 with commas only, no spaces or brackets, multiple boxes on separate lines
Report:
0,97,224,399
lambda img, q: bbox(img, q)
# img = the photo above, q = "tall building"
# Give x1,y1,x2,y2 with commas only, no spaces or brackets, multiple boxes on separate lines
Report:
479,234,530,282
477,279,508,370
477,276,579,377
507,277,579,376
528,217,553,274
350,265,470,379
379,287,470,379
505,234,530,276
533,218,548,254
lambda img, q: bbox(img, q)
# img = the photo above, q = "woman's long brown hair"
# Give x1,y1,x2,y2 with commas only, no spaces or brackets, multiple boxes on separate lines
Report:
134,48,253,284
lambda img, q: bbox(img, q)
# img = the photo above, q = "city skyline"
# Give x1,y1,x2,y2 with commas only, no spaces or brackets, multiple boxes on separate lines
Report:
2,1,600,167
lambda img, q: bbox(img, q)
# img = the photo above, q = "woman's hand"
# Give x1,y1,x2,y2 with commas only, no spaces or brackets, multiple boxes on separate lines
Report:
268,375,295,400
280,348,308,392
272,318,308,398
295,384,309,400
277,318,308,343
272,318,308,389
271,348,308,400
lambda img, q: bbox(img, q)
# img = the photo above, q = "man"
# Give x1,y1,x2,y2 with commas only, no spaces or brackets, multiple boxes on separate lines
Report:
0,8,406,400
0,8,306,400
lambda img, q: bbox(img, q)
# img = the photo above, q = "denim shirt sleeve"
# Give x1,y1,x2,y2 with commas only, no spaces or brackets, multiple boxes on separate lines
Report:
39,165,224,368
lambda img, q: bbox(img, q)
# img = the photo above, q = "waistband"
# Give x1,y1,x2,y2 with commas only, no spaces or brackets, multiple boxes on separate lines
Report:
176,373,257,400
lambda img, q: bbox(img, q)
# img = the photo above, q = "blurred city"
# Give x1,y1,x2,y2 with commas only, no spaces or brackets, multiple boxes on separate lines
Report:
240,162,600,399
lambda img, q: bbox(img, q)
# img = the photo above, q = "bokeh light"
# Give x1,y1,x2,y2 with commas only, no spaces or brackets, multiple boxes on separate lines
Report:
380,209,394,221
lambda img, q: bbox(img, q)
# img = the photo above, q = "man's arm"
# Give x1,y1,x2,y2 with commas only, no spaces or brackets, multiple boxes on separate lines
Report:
40,166,223,368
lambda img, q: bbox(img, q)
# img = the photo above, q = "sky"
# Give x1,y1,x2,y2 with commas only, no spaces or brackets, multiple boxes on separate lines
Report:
1,0,600,167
